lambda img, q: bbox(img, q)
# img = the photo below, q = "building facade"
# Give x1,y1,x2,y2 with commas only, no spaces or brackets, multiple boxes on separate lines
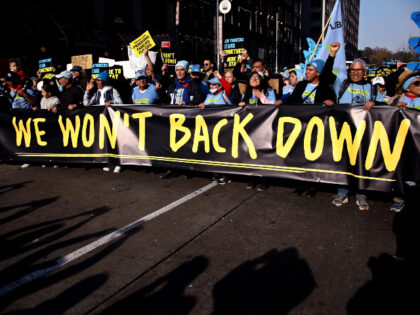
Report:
301,0,360,61
2,0,306,74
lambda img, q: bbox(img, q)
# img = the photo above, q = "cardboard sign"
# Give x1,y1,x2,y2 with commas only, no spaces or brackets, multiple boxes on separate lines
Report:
223,38,245,69
91,63,109,79
129,31,156,57
161,51,177,67
71,54,93,70
109,66,123,80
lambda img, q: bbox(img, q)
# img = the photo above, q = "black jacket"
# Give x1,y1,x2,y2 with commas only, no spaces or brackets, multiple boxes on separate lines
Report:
286,55,336,104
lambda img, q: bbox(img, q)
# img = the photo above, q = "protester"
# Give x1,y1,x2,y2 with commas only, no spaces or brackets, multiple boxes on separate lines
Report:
202,59,214,83
56,70,84,111
190,64,209,97
131,70,160,105
239,71,278,106
199,71,232,108
286,55,336,105
388,73,420,109
164,60,205,106
372,76,390,103
40,82,60,112
224,70,242,104
5,71,39,110
83,70,123,106
71,65,88,89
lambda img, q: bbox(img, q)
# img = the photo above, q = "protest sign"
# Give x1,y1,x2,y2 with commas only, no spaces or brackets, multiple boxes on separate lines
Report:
38,58,54,79
71,54,93,70
129,31,156,57
128,46,157,72
161,51,177,67
109,65,123,80
223,37,245,69
115,61,135,79
91,63,109,79
98,57,116,67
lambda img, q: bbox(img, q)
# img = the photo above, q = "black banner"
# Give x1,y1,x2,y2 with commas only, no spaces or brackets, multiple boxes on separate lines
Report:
1,105,419,192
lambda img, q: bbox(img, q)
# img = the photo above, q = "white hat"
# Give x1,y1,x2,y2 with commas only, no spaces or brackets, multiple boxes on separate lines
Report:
372,77,385,86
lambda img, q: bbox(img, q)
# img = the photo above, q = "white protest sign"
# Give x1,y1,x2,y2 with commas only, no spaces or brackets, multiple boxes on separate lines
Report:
98,57,116,67
115,61,136,79
128,47,158,72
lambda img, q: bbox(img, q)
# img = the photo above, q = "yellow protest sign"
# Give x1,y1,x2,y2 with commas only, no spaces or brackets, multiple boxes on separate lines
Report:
129,31,156,57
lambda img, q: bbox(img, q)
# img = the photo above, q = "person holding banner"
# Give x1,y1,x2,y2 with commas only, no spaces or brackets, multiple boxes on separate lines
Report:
83,71,123,107
199,71,231,108
286,50,336,105
239,72,278,106
224,70,242,104
131,70,160,105
165,60,205,106
56,70,84,111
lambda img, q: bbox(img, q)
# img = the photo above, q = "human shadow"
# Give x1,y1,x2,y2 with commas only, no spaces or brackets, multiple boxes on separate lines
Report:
0,206,111,262
4,273,108,315
0,207,113,286
0,181,32,196
347,185,420,315
0,226,142,312
0,197,59,225
101,256,209,315
212,248,316,315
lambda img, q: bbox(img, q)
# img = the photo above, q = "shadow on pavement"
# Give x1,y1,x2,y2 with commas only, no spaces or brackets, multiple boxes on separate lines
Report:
0,181,32,196
0,226,142,312
212,248,316,315
3,274,108,315
101,256,209,315
0,206,112,262
347,186,420,315
0,197,59,225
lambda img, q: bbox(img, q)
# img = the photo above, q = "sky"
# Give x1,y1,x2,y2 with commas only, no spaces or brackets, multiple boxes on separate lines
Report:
358,0,419,52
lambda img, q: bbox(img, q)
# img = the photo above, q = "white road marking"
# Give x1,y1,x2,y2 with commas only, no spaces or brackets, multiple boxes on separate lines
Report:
0,182,218,296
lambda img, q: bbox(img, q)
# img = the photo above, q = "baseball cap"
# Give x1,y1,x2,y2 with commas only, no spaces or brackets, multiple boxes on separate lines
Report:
56,70,73,79
135,70,148,80
190,64,201,74
208,77,221,85
70,66,83,72
372,77,385,86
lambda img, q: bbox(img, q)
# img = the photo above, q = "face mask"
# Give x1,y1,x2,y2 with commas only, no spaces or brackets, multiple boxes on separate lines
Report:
210,88,218,94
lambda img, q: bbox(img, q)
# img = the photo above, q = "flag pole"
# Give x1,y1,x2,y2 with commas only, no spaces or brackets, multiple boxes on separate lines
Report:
308,12,333,64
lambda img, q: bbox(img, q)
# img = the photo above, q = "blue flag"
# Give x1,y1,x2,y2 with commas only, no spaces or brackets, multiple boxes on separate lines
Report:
314,0,347,80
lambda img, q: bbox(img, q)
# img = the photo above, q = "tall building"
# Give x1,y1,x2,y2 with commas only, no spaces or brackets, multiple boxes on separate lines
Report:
0,0,304,75
301,0,360,61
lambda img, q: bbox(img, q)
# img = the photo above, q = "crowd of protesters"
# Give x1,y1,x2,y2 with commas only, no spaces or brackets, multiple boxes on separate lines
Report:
1,42,419,213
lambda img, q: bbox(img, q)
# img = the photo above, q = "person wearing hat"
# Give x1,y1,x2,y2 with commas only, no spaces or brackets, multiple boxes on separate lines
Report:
165,60,205,105
286,55,336,105
372,76,390,103
199,70,232,108
389,73,420,110
70,65,87,89
5,71,38,110
56,70,84,111
83,70,123,106
277,68,304,104
131,70,160,105
190,64,209,96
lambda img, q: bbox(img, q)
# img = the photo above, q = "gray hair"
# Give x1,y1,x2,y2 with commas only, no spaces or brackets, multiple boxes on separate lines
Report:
352,59,367,70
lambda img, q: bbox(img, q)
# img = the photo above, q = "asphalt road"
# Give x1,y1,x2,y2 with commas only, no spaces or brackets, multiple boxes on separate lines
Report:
0,163,419,315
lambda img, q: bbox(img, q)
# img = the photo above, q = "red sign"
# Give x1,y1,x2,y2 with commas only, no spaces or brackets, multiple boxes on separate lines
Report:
161,41,171,48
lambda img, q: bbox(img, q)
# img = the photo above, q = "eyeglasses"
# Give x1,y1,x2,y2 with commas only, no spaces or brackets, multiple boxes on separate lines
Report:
411,81,420,87
203,63,209,66
350,68,364,72
250,76,261,81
